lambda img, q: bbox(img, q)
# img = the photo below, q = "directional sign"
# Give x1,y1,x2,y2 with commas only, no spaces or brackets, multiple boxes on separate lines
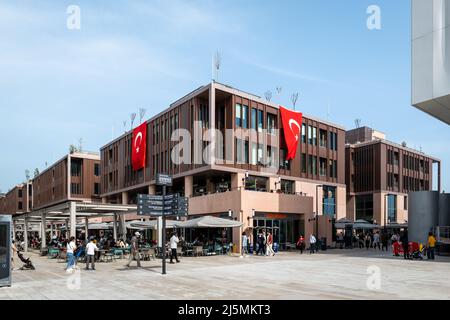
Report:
137,193,188,216
156,173,173,186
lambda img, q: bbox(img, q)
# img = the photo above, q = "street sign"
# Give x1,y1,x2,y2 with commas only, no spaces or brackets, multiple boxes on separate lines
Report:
137,193,188,216
156,173,173,186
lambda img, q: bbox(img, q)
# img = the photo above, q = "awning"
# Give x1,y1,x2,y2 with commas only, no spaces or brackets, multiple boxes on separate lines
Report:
353,219,381,230
179,216,243,228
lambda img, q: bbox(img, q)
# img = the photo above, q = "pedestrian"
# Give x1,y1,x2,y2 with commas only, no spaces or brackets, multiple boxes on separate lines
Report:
11,240,18,270
296,235,305,254
400,230,410,260
241,232,248,255
338,232,344,249
381,232,389,251
358,233,364,249
126,232,141,268
309,234,317,254
66,236,77,273
85,237,98,270
364,233,371,250
266,231,275,256
427,232,436,260
256,231,265,256
373,231,381,250
169,232,180,264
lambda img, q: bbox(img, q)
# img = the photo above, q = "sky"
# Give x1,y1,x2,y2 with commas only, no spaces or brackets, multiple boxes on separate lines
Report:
0,0,449,192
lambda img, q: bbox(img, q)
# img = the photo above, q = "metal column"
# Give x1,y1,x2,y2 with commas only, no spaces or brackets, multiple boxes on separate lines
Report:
24,218,29,252
69,202,77,239
41,213,47,249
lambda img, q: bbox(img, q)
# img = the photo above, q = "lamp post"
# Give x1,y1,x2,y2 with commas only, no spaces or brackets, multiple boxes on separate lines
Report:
242,171,249,189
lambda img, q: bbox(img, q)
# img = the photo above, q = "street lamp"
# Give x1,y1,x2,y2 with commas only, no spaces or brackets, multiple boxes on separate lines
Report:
228,209,233,219
242,171,249,188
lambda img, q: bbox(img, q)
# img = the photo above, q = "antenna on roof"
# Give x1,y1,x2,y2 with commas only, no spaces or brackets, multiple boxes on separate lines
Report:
276,87,282,96
212,50,221,82
123,120,127,133
130,113,137,130
139,108,146,124
291,92,299,110
265,90,272,102
355,119,361,128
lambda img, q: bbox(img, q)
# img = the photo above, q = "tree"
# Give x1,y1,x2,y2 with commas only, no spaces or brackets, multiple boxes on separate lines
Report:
33,168,40,178
69,144,78,154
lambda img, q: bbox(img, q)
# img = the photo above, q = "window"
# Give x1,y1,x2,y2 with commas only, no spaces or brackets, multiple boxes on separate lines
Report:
387,194,397,222
323,186,336,216
161,121,165,141
301,153,307,173
280,180,294,194
94,163,100,176
312,127,317,145
394,152,399,166
71,159,82,177
279,149,291,170
329,132,338,151
257,110,264,132
319,129,327,147
242,105,249,129
301,124,307,143
71,183,82,195
404,196,408,210
251,108,257,130
174,114,179,130
94,183,100,195
267,114,276,135
308,126,313,144
244,140,249,164
267,145,277,168
18,202,23,210
257,144,264,165
251,143,257,165
329,160,336,178
245,176,267,192
356,195,374,222
199,104,209,128
18,189,23,198
236,139,243,164
155,124,159,144
319,158,327,176
308,155,317,175
235,104,242,127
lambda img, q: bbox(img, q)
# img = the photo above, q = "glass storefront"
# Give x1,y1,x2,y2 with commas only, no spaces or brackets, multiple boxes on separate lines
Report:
252,214,304,250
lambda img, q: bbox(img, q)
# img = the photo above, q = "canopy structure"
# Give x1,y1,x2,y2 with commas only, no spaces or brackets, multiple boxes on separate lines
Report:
179,216,243,228
129,220,182,230
60,222,113,230
334,218,353,229
353,219,381,230
385,222,408,229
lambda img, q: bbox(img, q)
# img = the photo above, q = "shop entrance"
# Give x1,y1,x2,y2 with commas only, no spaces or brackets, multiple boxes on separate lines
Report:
253,214,304,251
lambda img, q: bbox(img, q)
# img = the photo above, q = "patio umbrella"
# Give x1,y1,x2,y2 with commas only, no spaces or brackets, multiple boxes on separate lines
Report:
179,216,243,228
353,219,381,230
130,219,182,230
334,218,353,229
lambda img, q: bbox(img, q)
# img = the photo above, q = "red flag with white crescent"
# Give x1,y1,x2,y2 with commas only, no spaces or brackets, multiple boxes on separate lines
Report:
132,122,147,171
280,106,303,161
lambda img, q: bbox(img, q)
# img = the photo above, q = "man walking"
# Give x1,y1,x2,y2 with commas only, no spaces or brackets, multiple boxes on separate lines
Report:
309,234,317,254
427,232,436,260
400,230,410,260
126,232,141,268
85,237,98,271
241,232,248,256
373,231,381,250
169,232,180,263
256,231,265,256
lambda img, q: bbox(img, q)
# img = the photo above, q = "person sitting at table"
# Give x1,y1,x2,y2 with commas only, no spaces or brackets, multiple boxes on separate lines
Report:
117,239,126,248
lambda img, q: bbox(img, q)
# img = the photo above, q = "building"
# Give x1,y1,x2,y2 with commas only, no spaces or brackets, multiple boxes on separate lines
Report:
100,82,347,251
0,182,32,215
412,0,450,124
32,151,101,211
345,126,441,226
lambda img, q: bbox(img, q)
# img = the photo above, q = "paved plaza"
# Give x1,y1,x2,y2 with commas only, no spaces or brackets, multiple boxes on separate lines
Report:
1,249,449,300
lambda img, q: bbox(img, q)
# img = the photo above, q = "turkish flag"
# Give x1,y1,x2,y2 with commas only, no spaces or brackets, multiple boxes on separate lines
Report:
280,106,303,161
132,122,147,171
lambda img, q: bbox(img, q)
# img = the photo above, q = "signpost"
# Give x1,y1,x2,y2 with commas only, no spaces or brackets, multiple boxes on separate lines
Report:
136,174,189,275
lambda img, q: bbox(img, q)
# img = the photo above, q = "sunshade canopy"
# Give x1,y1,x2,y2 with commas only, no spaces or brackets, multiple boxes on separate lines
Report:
129,220,182,230
179,216,243,228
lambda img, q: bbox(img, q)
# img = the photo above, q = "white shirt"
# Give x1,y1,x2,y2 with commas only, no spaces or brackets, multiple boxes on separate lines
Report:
310,235,316,244
170,235,179,249
373,234,380,243
67,241,76,254
86,242,98,255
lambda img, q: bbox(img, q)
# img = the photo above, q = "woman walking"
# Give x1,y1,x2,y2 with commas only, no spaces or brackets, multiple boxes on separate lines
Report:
66,236,77,273
364,233,371,250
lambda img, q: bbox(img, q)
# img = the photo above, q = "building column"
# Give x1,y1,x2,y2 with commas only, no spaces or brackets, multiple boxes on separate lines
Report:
85,218,89,242
69,201,77,239
24,218,29,252
12,220,16,241
113,213,118,241
41,213,47,249
184,176,193,198
148,185,156,195
65,219,70,237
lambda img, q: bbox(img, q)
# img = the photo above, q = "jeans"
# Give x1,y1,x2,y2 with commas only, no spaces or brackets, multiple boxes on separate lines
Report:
427,247,435,260
67,253,74,269
170,248,179,262
242,245,248,255
86,254,95,269
310,243,316,254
